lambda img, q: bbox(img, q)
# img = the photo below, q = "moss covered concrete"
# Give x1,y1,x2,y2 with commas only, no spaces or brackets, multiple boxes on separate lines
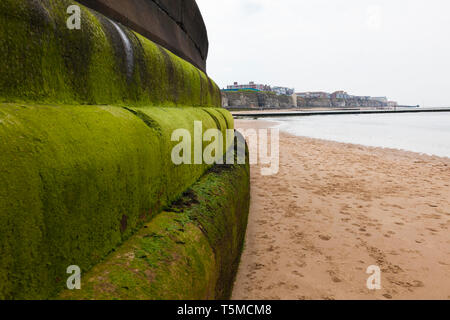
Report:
0,0,245,301
59,146,250,300
0,103,234,299
0,0,221,107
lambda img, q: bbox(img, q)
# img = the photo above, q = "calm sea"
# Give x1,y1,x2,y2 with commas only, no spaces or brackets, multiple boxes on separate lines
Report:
267,112,450,158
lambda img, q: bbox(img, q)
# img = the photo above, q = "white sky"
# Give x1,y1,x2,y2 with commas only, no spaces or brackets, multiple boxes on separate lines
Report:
196,0,450,107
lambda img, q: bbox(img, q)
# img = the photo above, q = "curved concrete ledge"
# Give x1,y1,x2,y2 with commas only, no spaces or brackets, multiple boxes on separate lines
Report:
0,0,219,107
77,0,208,72
0,103,234,299
59,143,250,300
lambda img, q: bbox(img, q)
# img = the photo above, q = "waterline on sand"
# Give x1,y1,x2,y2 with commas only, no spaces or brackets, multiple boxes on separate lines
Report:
267,112,450,158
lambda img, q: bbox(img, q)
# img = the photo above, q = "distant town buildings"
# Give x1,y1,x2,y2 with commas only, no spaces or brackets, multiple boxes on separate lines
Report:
271,86,295,96
370,96,388,103
223,84,399,108
226,81,271,92
330,91,350,99
297,91,396,107
225,82,294,96
388,101,399,108
298,92,330,99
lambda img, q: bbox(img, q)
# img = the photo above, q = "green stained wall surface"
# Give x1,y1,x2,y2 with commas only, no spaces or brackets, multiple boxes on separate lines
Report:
0,0,221,107
59,151,250,300
0,0,248,300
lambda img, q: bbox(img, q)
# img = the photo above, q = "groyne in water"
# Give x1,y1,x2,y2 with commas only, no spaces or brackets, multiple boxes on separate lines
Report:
233,108,450,118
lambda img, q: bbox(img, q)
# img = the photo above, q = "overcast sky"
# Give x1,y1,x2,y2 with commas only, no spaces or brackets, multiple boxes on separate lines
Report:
196,0,450,107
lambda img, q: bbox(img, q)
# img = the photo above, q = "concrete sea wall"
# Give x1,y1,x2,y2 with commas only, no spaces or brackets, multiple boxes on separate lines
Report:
0,0,249,299
77,0,209,72
59,145,250,300
0,0,219,106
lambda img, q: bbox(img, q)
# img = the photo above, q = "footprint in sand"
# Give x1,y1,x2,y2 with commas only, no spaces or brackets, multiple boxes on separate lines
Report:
412,280,425,288
327,270,342,283
292,270,304,277
249,263,265,271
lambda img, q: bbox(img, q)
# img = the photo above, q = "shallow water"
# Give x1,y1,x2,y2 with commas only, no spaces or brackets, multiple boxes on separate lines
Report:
268,112,450,158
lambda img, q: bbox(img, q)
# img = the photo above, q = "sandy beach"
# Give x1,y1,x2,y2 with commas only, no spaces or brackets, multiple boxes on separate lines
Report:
232,119,450,300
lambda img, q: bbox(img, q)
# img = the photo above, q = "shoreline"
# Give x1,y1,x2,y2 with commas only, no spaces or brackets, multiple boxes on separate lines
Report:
233,119,450,300
248,117,450,160
231,107,450,118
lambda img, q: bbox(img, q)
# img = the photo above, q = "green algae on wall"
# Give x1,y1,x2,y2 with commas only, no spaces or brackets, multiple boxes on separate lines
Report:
0,103,234,299
0,0,240,301
130,106,234,198
59,146,250,300
0,0,221,107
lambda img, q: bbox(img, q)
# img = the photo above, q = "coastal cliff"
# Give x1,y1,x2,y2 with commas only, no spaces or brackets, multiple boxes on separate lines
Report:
222,91,296,109
222,90,389,110
297,96,388,108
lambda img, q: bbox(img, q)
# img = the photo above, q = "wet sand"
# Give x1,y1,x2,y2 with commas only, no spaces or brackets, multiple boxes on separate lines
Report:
232,119,450,300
